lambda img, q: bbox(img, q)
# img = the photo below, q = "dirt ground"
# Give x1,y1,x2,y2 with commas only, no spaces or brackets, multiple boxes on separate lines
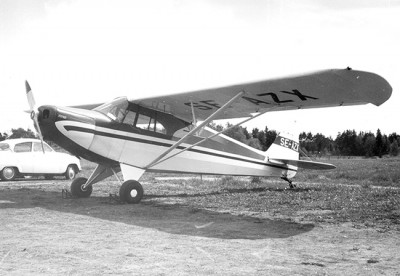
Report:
0,179,399,275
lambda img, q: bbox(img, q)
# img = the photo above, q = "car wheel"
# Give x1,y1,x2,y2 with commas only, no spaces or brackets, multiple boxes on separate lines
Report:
1,167,17,181
65,165,76,180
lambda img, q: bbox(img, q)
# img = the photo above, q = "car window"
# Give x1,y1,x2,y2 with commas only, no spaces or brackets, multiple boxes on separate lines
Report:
33,142,52,152
44,144,52,152
0,143,10,151
14,142,32,153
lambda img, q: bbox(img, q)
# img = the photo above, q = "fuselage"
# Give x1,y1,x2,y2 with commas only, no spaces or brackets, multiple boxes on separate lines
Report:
37,98,297,178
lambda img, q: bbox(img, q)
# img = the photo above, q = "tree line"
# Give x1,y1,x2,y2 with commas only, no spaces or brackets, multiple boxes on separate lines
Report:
300,129,400,157
0,128,36,141
209,123,399,158
1,126,399,157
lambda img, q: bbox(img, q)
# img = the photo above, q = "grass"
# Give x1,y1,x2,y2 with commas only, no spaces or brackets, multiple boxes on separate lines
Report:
296,157,400,187
77,157,400,231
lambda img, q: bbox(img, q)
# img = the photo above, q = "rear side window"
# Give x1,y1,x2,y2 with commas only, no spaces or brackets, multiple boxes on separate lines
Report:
155,121,166,134
0,143,10,151
135,114,166,134
14,142,32,153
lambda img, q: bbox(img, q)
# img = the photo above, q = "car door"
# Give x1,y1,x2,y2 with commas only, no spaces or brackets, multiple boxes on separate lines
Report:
13,142,34,173
32,142,61,174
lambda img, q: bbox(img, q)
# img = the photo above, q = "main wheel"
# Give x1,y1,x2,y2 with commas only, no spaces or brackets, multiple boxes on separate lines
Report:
119,180,144,204
70,177,92,198
65,165,77,180
1,167,17,181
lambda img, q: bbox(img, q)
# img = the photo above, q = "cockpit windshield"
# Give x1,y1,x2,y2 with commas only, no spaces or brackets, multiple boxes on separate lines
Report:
94,97,129,123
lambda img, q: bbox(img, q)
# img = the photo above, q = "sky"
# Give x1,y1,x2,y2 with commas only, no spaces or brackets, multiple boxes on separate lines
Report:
0,0,399,138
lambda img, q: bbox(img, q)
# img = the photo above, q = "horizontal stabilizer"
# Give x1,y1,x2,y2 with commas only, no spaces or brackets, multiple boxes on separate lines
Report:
269,158,336,170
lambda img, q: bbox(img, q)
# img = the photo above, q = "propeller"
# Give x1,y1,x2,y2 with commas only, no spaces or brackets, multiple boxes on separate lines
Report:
25,81,45,154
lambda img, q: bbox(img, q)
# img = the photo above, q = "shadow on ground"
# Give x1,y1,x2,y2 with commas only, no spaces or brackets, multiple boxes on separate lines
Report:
146,186,321,199
0,187,314,240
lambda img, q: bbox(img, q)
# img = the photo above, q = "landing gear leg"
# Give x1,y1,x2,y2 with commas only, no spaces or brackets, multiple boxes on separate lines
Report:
281,176,296,189
70,164,120,198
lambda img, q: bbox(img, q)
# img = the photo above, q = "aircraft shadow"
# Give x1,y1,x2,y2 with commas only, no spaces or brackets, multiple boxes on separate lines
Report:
0,188,314,240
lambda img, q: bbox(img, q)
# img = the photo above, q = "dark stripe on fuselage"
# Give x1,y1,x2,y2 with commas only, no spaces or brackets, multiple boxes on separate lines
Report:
63,125,297,172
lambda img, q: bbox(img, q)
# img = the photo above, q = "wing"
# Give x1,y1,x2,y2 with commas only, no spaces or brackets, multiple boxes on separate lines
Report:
269,158,336,170
131,68,392,122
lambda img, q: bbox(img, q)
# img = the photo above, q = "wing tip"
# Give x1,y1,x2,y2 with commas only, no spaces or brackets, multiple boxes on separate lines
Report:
340,69,393,107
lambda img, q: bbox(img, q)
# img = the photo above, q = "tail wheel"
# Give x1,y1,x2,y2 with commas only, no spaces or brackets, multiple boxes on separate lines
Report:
119,180,144,204
65,165,77,180
70,177,92,198
1,167,17,181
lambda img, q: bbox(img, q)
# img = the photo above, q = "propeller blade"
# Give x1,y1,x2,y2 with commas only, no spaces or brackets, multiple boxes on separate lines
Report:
33,114,45,154
25,81,36,111
25,80,45,154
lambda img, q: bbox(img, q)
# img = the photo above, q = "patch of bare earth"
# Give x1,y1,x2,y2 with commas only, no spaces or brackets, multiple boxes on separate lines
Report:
0,178,399,275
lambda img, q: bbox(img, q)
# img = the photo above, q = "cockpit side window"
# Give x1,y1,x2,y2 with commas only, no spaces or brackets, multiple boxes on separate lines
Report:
155,121,166,134
136,114,152,130
95,99,188,135
122,111,137,126
134,111,166,134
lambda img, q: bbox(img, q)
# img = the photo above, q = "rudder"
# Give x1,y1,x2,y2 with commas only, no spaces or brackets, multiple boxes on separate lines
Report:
265,131,299,160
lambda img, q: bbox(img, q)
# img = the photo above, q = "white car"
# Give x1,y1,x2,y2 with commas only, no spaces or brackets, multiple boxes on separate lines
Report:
0,138,81,181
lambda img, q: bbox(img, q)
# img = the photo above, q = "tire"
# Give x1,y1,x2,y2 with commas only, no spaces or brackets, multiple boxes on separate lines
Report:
65,165,77,180
119,180,144,204
1,167,17,181
70,177,92,198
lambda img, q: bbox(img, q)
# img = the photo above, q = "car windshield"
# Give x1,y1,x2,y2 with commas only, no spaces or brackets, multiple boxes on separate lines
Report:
0,143,10,151
94,97,129,123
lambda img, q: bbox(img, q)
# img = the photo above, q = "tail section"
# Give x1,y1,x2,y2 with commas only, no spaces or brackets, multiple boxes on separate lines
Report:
265,131,299,160
265,131,336,176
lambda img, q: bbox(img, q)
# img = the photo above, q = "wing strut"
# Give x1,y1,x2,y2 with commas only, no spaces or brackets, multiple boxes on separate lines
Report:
190,101,197,128
190,101,202,136
144,91,245,169
148,110,268,168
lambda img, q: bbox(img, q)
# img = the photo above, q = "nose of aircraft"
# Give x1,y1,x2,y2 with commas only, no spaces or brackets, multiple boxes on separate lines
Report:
37,105,58,140
37,105,97,140
38,105,57,121
36,105,99,160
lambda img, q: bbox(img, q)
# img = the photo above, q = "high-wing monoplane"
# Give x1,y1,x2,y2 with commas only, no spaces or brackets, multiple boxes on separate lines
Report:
24,68,392,203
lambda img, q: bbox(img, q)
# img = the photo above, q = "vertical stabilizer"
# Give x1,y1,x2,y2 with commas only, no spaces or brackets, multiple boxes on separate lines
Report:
265,131,299,160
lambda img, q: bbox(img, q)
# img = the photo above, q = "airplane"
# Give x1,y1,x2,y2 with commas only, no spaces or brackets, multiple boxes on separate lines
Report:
24,67,392,203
